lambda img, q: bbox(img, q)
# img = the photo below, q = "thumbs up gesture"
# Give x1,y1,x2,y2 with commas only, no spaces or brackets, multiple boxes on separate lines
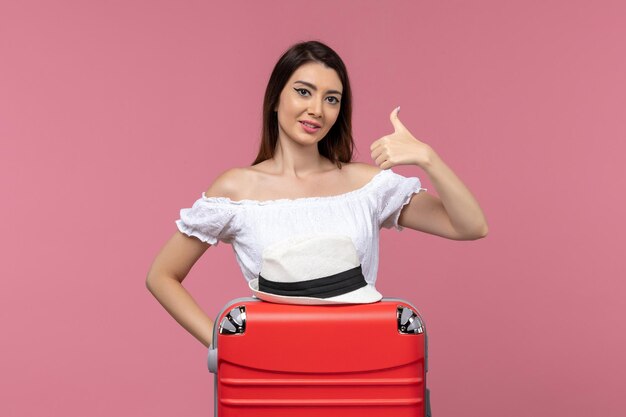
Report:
370,107,435,170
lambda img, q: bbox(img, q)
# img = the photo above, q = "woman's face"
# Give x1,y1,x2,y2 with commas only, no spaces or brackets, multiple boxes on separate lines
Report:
275,61,343,148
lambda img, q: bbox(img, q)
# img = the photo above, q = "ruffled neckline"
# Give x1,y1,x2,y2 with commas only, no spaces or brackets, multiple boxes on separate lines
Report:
201,169,391,206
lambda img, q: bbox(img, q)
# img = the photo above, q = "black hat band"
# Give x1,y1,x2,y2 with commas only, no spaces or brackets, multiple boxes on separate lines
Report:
258,265,367,299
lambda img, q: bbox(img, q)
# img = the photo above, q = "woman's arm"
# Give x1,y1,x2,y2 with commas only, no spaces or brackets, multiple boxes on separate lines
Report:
146,169,243,347
146,231,214,347
370,107,488,240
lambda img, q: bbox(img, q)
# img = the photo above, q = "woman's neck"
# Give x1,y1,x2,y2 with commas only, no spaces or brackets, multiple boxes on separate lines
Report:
269,141,334,178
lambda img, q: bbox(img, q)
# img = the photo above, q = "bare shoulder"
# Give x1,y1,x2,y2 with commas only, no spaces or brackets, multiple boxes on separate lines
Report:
204,167,252,200
343,162,383,184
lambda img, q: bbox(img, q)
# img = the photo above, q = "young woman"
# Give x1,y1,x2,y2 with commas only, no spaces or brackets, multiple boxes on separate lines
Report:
146,40,488,348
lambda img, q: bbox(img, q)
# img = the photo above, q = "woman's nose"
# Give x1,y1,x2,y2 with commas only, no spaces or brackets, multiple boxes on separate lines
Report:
308,100,323,117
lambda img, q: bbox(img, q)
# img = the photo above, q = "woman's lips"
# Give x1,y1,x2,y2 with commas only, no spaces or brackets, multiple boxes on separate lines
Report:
300,121,321,133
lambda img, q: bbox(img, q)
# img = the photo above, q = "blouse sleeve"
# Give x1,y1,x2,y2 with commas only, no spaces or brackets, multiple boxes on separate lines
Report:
377,169,427,231
175,196,240,246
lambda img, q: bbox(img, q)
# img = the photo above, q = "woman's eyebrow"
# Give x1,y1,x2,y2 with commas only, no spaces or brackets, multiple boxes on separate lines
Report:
294,80,342,95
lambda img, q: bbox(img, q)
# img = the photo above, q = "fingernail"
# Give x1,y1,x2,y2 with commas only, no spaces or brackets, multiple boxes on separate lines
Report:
396,106,401,114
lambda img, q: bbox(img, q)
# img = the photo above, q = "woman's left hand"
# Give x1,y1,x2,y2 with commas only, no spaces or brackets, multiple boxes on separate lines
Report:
370,107,435,170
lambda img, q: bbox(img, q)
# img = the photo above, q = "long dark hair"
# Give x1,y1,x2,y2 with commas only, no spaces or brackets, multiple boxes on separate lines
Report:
252,40,355,168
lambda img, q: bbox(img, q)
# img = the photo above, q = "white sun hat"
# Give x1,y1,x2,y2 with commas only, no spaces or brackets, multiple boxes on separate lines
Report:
248,233,383,305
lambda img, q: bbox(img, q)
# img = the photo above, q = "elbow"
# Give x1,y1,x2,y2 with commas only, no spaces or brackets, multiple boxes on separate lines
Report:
145,272,163,293
470,222,489,240
146,272,183,293
477,223,489,239
458,222,489,241
145,274,155,292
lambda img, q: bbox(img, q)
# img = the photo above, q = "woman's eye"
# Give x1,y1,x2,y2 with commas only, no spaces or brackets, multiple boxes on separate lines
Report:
294,88,339,104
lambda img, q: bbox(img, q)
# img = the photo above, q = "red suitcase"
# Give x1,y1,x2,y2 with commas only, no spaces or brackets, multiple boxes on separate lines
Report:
208,297,431,417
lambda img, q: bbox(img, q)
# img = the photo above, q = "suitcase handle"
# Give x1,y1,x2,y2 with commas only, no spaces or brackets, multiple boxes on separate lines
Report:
208,348,218,373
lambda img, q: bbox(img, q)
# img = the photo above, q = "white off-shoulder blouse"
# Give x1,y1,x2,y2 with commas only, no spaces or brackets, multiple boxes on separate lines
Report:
175,169,426,285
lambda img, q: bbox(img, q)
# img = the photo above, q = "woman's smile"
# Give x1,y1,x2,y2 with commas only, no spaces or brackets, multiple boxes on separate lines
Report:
300,120,322,133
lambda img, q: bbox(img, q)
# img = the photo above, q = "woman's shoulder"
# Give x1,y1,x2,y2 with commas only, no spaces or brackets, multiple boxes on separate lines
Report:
337,162,384,191
203,167,252,200
343,162,383,181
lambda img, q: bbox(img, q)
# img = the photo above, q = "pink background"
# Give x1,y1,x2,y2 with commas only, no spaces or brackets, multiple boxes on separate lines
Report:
2,1,625,416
